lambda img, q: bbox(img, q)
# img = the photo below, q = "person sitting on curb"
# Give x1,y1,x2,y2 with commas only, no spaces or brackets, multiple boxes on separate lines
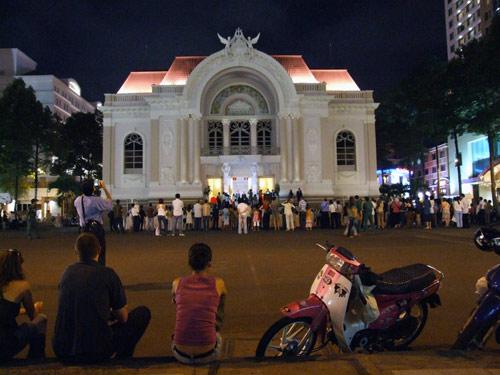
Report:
171,243,227,365
0,249,47,362
53,233,151,363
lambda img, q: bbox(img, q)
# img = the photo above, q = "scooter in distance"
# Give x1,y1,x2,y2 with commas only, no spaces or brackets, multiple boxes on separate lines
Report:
256,243,443,358
452,226,500,350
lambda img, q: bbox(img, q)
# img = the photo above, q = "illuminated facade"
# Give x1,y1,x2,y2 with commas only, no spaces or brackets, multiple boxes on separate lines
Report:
102,29,379,200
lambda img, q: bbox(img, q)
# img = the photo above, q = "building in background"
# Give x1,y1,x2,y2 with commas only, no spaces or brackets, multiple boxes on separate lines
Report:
101,29,379,201
444,1,500,200
0,48,95,217
423,144,450,196
444,0,500,60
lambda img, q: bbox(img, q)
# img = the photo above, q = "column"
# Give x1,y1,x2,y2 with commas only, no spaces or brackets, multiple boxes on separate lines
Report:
279,116,288,183
102,124,112,185
180,117,189,183
292,117,302,182
250,118,257,154
286,116,293,182
192,117,201,184
222,119,230,155
150,119,159,182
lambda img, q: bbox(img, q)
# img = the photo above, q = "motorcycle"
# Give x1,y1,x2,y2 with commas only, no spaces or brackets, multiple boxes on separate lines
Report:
452,226,500,350
256,243,443,358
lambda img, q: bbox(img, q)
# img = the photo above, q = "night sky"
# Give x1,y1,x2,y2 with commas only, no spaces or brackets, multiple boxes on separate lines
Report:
1,0,446,102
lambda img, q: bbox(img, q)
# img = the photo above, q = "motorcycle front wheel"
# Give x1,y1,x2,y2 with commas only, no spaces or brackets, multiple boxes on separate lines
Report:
452,305,496,350
386,302,428,350
255,317,317,359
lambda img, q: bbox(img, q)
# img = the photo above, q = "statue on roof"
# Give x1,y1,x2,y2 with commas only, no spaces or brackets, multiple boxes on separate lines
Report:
217,28,260,57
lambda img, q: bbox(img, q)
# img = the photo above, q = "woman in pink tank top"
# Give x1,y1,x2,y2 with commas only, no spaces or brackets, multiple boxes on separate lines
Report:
172,243,227,365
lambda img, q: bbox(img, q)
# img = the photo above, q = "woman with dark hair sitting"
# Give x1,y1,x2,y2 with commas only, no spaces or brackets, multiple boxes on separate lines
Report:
171,243,227,365
0,249,47,361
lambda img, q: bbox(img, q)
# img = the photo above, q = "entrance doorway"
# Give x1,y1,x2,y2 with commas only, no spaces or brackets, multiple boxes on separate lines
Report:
258,177,274,193
207,178,222,199
231,176,251,195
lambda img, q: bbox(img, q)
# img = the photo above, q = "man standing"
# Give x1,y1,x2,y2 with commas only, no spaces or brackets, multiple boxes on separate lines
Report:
298,197,307,229
193,200,203,231
460,194,470,228
320,199,329,229
74,180,112,265
237,199,250,235
26,199,40,239
53,233,150,363
281,199,296,231
202,200,211,232
113,200,124,234
328,200,337,229
172,193,185,236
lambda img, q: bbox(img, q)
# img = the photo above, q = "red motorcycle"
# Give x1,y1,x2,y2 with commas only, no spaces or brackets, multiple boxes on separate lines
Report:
256,243,443,358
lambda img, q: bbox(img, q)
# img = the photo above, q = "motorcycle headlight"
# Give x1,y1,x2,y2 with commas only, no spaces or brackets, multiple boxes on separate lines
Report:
326,253,352,277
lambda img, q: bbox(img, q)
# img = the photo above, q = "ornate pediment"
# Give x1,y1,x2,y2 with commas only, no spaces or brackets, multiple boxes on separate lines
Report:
217,28,260,57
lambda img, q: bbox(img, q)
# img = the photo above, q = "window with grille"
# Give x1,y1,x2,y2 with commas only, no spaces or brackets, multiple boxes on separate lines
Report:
124,133,143,174
230,121,250,154
257,120,272,153
207,121,223,155
336,131,356,171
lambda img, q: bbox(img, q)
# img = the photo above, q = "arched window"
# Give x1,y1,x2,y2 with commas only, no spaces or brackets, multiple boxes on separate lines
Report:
207,121,223,155
336,131,356,171
124,133,143,174
257,120,272,154
230,121,251,154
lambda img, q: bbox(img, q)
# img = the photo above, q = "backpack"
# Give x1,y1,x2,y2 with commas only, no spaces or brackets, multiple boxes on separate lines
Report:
80,195,105,242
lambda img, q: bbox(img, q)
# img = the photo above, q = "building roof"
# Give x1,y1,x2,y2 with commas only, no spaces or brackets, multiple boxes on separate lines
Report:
117,55,360,94
118,71,168,94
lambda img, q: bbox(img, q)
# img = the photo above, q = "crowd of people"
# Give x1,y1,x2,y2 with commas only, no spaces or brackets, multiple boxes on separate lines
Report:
104,190,497,239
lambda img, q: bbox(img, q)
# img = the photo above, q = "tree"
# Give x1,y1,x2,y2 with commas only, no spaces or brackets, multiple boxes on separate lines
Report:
0,79,49,211
50,111,103,179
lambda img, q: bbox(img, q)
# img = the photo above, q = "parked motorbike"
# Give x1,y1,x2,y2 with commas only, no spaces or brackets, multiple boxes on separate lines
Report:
256,243,443,358
452,226,500,350
474,226,500,255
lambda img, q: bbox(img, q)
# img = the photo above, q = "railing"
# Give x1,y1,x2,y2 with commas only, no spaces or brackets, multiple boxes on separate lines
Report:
201,146,280,156
104,93,151,105
295,82,327,93
152,85,184,95
327,91,374,101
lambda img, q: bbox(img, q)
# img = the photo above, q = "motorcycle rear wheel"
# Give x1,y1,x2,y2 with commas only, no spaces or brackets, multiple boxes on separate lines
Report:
255,317,317,359
386,302,428,350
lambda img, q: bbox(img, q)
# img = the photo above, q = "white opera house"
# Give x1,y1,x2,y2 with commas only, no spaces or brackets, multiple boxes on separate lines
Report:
101,29,379,200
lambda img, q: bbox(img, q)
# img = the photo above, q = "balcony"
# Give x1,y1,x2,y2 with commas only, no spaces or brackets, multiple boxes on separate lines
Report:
201,146,279,156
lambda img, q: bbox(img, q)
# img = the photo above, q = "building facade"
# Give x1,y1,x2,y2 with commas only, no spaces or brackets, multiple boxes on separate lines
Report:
101,29,379,200
444,0,500,60
423,144,450,196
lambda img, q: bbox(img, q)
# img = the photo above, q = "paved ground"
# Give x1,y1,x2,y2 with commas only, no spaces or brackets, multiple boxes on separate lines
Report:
0,226,499,374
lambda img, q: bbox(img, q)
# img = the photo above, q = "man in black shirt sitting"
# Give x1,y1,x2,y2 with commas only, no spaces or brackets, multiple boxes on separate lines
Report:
53,233,151,362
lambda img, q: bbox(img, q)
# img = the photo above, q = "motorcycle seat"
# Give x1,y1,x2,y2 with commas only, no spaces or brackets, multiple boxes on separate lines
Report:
373,263,436,295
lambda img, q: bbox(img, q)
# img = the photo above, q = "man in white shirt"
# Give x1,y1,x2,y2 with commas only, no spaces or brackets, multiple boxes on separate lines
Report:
328,200,337,229
460,194,471,228
298,198,307,229
453,197,463,228
193,200,202,231
172,193,185,236
237,199,250,234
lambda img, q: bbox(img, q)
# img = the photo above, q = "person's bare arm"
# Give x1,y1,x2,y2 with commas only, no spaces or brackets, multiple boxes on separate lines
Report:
111,306,128,323
21,287,36,320
99,180,112,200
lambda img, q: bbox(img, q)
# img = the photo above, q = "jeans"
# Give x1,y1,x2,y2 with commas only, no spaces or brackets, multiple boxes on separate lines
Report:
157,215,167,233
202,216,210,231
194,217,202,231
114,218,124,233
454,211,463,228
172,333,221,365
172,215,183,235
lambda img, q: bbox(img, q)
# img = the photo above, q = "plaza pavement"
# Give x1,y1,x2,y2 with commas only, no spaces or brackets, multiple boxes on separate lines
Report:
0,226,499,374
